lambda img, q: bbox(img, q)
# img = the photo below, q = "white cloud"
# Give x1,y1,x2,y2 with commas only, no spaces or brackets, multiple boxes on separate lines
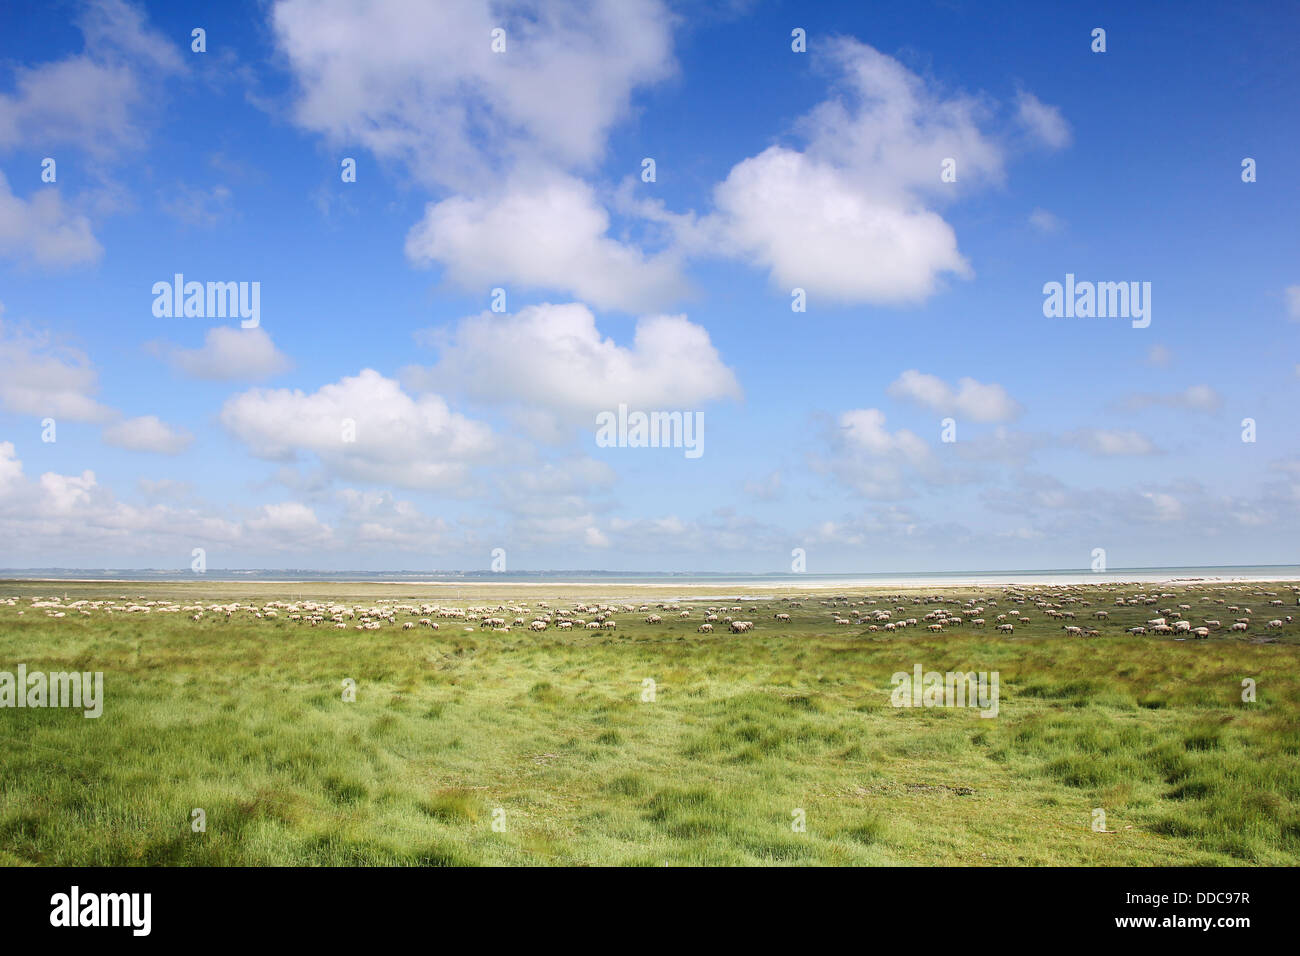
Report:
0,441,22,491
824,408,938,498
245,502,333,549
0,2,182,267
1119,384,1223,413
1028,207,1064,233
839,408,931,463
1285,285,1300,320
0,442,341,562
955,426,1047,464
709,148,971,303
271,0,675,192
137,478,193,499
1014,91,1072,149
1146,344,1173,367
160,183,235,227
405,173,687,312
1142,491,1185,521
0,0,182,158
887,370,1021,422
407,303,740,435
1063,428,1160,457
163,326,291,381
0,322,114,421
0,172,102,267
697,38,1018,304
102,415,193,455
220,369,497,492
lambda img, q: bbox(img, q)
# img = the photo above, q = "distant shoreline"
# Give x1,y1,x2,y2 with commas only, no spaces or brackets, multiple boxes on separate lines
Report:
4,570,1300,591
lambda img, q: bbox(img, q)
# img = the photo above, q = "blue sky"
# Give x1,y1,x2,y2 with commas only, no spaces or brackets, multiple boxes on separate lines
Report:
0,0,1297,572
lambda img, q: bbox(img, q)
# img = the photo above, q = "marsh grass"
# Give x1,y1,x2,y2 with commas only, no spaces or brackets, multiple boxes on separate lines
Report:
0,581,1296,865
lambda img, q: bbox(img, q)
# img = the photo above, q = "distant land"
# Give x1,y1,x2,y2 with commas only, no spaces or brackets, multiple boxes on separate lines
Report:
3,565,1299,587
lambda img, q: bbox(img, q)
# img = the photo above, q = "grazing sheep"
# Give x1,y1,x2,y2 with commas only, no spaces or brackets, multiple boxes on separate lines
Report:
697,623,713,633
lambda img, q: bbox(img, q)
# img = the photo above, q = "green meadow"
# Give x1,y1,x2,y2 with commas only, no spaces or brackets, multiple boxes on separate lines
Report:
1,580,1297,866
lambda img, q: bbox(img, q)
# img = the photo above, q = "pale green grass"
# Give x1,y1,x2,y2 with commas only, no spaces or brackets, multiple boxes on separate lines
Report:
0,581,1297,865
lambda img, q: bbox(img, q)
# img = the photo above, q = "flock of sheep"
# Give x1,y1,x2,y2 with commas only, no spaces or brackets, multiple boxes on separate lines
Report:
2,596,762,634
6,581,1297,641
784,581,1299,640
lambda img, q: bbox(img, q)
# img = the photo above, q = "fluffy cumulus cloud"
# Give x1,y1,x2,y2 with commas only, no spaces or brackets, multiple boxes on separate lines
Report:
709,148,971,303
220,369,498,491
102,415,193,455
0,441,343,563
694,38,1049,304
406,173,688,313
0,322,114,422
244,501,333,549
825,408,938,498
271,0,675,191
274,0,685,310
407,303,740,436
839,409,932,462
887,370,1021,422
162,326,291,381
